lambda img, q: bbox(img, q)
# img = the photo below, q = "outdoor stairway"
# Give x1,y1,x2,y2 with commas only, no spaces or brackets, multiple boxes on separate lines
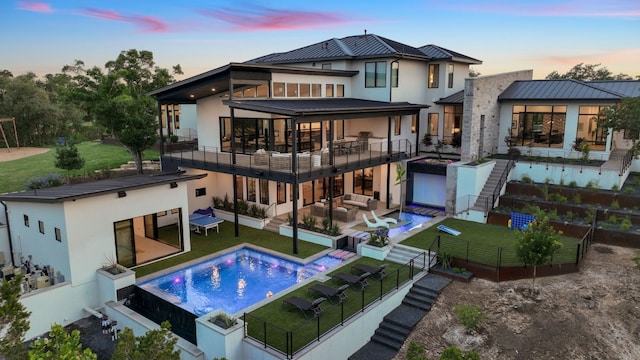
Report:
601,148,627,172
348,274,452,360
385,244,436,268
470,159,512,212
263,217,286,233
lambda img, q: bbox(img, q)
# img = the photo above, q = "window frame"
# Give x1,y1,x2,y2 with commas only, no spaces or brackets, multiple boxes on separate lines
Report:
336,84,344,97
55,227,62,242
24,214,29,227
428,64,440,88
447,64,454,88
391,61,399,87
38,220,45,234
365,61,387,88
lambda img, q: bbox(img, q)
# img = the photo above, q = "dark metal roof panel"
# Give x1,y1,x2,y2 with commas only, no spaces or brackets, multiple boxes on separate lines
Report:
435,90,465,104
418,45,482,64
588,81,640,97
247,34,431,64
498,80,629,101
223,98,428,116
0,172,207,203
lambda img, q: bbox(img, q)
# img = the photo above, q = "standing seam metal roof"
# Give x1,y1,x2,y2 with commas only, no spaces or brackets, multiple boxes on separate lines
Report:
498,80,640,101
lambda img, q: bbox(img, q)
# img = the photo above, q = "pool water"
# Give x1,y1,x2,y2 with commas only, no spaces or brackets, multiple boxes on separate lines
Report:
387,211,433,238
138,247,343,316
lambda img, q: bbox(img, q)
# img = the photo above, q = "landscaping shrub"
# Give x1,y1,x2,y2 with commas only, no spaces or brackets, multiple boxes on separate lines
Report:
610,199,620,209
572,193,582,204
25,173,64,189
584,208,595,224
564,211,574,222
454,303,484,331
611,184,619,192
585,180,598,191
568,180,578,188
521,174,533,183
624,187,635,195
548,193,567,203
236,199,249,215
439,346,480,360
620,217,632,231
367,229,390,248
407,341,429,360
607,214,618,225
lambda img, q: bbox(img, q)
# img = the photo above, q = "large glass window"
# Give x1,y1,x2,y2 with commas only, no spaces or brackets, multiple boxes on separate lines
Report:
447,64,454,88
260,179,269,205
286,83,298,97
277,182,286,204
299,83,310,97
247,178,256,202
444,105,462,146
236,177,244,200
353,167,374,196
411,115,417,133
578,106,607,150
428,113,439,136
312,84,322,97
394,116,401,136
365,61,387,88
326,84,334,97
428,64,439,88
511,105,567,148
337,84,345,97
273,82,285,97
391,61,399,87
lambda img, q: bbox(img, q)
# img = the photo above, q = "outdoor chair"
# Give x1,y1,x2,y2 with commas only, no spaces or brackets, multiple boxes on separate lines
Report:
308,283,349,305
351,263,388,281
371,210,398,225
362,213,389,229
333,271,371,291
281,296,326,320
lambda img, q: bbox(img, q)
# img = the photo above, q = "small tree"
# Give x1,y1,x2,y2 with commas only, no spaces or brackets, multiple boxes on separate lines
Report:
28,323,97,360
514,217,563,291
55,141,85,181
598,96,640,157
395,163,407,217
0,275,31,360
111,321,180,360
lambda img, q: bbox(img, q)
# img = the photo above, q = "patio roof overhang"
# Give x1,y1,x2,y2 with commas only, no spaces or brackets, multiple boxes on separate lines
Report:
0,172,207,203
223,98,429,122
147,63,359,104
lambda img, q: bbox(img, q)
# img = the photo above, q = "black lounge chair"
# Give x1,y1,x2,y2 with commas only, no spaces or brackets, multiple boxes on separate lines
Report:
333,272,371,290
281,296,326,320
308,283,349,305
351,263,388,280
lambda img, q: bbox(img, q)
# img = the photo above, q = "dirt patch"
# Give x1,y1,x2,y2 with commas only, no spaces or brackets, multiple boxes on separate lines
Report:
0,147,50,162
394,244,640,360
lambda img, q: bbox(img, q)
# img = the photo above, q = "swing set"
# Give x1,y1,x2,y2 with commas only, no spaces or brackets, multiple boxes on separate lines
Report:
0,117,19,152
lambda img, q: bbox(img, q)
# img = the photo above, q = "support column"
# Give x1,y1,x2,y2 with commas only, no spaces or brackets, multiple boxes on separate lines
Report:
291,118,299,254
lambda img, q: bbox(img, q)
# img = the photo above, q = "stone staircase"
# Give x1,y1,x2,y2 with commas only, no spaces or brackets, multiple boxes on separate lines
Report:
470,159,512,212
263,216,286,233
348,274,451,360
385,244,436,268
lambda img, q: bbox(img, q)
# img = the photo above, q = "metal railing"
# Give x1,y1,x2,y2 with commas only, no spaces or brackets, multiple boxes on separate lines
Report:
242,253,427,358
164,139,413,176
620,148,635,176
483,157,516,215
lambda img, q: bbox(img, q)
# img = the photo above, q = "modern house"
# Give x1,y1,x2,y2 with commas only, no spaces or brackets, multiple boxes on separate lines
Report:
0,32,637,358
148,33,482,252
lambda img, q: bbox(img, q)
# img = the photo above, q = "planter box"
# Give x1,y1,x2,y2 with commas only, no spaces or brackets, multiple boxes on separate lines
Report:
96,265,136,304
195,314,244,360
430,264,474,282
214,209,266,229
505,182,638,209
357,243,391,260
279,225,342,248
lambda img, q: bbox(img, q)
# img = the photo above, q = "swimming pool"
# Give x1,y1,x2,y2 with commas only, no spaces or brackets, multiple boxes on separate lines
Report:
387,211,433,238
138,247,343,316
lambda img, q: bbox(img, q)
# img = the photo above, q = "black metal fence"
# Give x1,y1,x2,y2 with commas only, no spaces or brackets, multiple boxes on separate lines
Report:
243,252,428,358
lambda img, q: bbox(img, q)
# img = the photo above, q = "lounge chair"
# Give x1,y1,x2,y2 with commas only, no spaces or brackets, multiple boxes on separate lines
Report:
333,272,371,290
308,284,349,305
281,296,326,320
371,211,398,225
362,213,389,229
351,263,388,280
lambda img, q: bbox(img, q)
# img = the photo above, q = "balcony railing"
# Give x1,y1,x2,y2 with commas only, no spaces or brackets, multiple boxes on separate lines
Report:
163,139,414,177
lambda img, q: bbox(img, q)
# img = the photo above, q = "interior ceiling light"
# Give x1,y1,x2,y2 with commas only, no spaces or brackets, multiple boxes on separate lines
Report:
211,88,216,92
189,94,195,98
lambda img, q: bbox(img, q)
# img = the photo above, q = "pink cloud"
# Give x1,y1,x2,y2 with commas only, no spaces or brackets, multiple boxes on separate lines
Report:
80,8,170,33
198,6,351,31
542,49,640,66
438,0,640,18
18,0,53,13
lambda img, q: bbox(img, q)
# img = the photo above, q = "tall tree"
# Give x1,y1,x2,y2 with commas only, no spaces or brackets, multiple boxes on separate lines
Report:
28,324,97,360
598,96,640,157
514,217,562,291
0,275,31,360
545,63,632,81
394,163,407,218
111,321,180,360
64,50,182,173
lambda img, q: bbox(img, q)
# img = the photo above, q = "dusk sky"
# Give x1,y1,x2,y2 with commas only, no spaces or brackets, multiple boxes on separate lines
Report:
1,0,638,80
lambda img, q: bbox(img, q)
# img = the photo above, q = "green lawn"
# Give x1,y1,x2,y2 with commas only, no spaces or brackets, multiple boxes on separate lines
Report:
246,257,415,355
401,218,583,266
0,141,160,193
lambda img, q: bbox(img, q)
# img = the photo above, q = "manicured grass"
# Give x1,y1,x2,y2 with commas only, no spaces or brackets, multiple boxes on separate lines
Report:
0,141,160,193
134,221,329,277
401,218,583,266
246,257,415,355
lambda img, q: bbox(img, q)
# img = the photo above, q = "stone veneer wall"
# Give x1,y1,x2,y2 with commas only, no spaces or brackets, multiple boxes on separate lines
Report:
461,70,534,162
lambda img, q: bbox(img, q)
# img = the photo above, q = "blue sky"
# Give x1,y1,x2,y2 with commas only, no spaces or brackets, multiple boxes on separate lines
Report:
1,0,638,80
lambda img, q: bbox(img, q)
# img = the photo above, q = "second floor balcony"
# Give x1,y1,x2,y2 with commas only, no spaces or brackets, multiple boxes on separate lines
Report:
162,139,414,183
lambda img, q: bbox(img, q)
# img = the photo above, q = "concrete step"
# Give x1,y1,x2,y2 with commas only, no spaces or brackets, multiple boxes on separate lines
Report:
371,333,404,351
402,295,433,312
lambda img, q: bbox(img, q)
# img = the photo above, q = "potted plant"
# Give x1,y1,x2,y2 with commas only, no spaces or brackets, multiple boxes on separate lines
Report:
210,312,238,330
